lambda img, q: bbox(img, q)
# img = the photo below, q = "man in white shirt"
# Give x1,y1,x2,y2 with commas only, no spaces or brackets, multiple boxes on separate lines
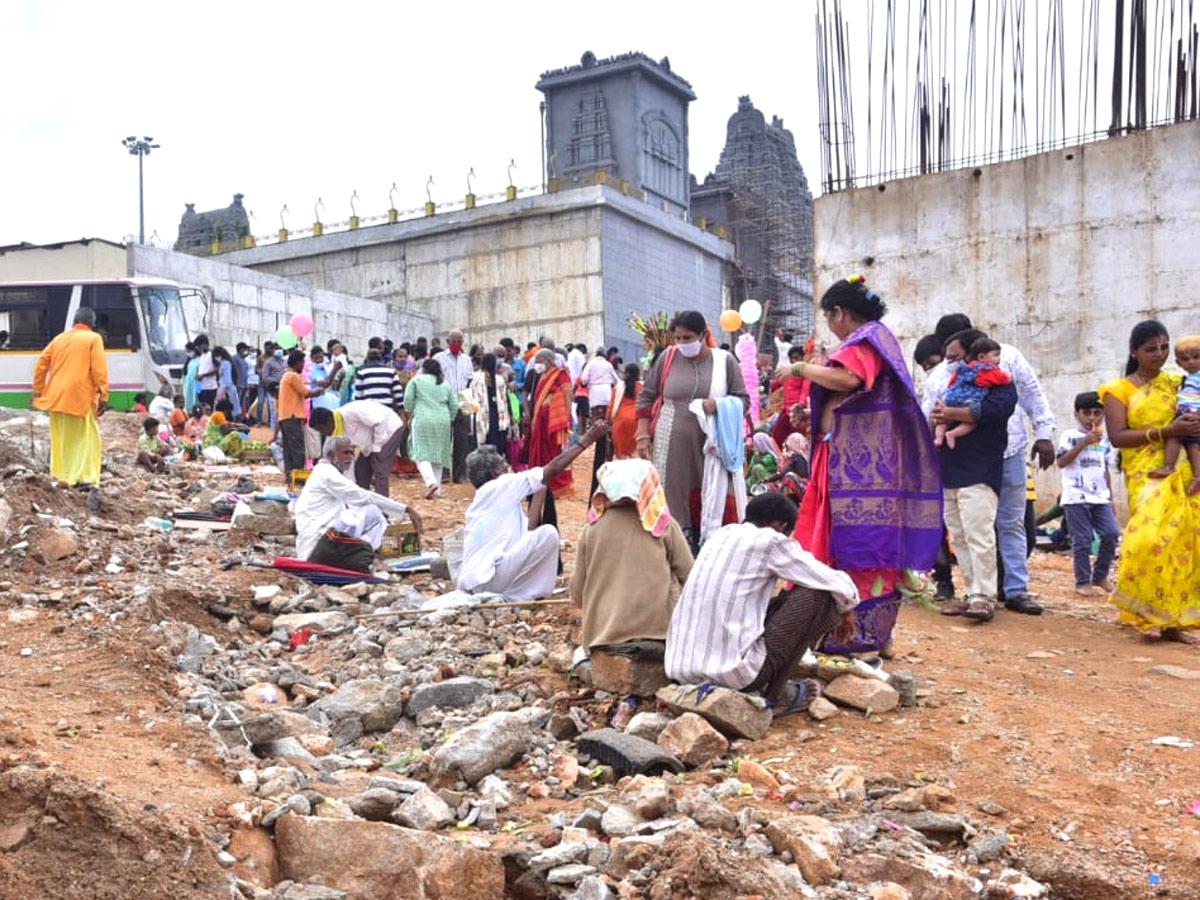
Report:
195,334,219,406
665,493,859,717
309,401,406,497
579,350,618,412
148,383,175,421
434,328,476,484
458,421,606,602
579,349,618,490
921,315,1055,615
294,437,422,572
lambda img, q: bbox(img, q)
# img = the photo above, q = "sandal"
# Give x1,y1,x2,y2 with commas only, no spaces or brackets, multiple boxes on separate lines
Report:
962,599,995,622
769,678,822,719
940,601,969,616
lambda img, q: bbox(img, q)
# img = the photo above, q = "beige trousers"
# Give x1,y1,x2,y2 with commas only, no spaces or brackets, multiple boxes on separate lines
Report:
943,483,999,602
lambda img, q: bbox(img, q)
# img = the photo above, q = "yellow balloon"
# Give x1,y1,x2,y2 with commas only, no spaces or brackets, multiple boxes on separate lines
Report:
719,309,743,332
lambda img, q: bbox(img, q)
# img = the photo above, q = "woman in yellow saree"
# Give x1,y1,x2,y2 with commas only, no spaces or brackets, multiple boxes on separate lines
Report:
1100,321,1200,642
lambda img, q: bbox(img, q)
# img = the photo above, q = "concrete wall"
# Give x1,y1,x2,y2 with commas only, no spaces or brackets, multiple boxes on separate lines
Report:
128,245,433,357
812,120,1200,508
601,206,728,363
223,185,734,362
0,240,126,281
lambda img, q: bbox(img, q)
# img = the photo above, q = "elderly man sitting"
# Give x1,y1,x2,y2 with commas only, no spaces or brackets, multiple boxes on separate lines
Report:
295,437,423,572
665,493,859,716
458,420,606,602
309,401,406,497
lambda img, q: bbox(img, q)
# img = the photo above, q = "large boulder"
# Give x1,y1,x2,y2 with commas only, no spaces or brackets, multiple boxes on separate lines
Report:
405,677,494,717
656,713,729,767
275,815,504,899
841,844,984,900
428,709,545,786
656,684,772,740
822,674,899,713
589,651,671,697
764,814,844,885
312,680,405,737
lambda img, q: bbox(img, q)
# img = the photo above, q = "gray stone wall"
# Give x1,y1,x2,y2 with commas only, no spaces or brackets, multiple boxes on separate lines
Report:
128,245,432,358
601,206,727,365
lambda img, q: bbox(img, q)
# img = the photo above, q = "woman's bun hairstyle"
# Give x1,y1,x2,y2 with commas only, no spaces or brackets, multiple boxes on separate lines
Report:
820,275,887,321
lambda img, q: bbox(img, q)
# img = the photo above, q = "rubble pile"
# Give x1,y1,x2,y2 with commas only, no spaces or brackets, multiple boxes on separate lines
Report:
0,419,1063,899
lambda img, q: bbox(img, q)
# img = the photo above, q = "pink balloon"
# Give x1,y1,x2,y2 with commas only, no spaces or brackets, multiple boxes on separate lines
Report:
290,313,314,338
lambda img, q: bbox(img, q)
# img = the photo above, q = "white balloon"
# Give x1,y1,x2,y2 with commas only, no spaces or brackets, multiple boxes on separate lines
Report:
739,299,763,324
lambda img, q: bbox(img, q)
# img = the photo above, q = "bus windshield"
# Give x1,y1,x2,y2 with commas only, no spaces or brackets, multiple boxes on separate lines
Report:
138,286,189,365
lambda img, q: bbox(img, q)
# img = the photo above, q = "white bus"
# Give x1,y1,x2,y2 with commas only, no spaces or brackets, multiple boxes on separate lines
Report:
0,278,191,410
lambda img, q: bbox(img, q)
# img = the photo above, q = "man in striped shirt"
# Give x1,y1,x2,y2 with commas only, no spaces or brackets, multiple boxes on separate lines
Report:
665,493,859,715
353,350,403,410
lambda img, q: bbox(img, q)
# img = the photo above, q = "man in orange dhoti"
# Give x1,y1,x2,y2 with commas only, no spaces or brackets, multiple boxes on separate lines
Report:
32,307,109,487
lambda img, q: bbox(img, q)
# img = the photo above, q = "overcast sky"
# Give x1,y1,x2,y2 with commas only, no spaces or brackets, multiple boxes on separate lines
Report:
0,0,824,247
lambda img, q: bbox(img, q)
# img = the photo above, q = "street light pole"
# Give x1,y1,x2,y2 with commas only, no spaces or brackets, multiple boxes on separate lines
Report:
122,136,160,244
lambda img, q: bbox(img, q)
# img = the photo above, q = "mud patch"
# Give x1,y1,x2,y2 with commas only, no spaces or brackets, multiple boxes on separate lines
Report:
0,766,228,900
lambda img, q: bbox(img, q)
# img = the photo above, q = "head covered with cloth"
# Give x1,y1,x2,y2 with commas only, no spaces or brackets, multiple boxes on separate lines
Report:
587,457,672,537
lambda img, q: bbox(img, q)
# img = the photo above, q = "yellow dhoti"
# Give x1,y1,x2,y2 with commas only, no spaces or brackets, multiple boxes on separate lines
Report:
48,409,102,486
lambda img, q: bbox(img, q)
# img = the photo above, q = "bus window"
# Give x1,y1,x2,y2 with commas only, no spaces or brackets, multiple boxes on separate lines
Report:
82,284,140,350
137,287,189,365
0,287,72,349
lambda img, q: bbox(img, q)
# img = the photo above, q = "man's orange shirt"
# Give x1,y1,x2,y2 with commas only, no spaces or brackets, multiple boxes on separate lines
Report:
32,324,109,417
277,370,311,421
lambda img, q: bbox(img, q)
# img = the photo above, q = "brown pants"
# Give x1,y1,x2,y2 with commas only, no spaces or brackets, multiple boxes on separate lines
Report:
745,585,843,702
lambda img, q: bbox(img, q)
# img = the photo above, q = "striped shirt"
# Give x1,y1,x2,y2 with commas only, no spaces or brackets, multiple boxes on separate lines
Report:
353,363,403,408
434,349,475,393
665,523,859,690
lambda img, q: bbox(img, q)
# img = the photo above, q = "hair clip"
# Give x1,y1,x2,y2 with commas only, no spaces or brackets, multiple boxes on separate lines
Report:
865,290,878,301
846,273,865,285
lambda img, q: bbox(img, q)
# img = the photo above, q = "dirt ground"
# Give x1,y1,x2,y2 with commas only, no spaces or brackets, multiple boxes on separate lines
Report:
1,425,1198,898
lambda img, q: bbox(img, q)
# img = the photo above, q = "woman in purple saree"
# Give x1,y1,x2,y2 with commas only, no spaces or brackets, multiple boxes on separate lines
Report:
788,277,943,654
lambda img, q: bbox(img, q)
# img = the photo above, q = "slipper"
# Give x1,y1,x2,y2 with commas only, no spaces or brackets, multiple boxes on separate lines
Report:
769,678,822,719
962,599,995,622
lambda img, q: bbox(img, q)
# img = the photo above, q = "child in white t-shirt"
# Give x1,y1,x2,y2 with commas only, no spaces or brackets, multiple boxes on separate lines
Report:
1056,391,1121,596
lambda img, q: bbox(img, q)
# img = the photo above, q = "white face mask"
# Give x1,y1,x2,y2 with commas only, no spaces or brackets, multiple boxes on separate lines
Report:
532,362,546,374
676,340,703,358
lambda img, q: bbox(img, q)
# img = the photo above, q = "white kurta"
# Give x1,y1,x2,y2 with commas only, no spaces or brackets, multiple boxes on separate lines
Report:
294,460,407,560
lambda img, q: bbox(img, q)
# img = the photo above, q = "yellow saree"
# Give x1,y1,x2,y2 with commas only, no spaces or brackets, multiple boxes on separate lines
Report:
1099,372,1199,631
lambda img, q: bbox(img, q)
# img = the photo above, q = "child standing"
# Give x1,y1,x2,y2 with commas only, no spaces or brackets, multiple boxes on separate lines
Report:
1056,391,1121,595
935,338,1012,448
1148,335,1200,495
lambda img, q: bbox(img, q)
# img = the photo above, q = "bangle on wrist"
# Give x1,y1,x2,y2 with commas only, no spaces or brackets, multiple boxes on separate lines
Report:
792,361,807,377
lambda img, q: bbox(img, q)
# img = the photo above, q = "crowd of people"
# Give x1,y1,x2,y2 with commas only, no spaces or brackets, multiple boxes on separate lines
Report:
28,279,1200,719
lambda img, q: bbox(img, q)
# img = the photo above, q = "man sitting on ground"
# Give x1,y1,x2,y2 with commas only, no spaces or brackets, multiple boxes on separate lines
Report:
459,421,606,602
570,458,693,654
310,401,406,497
665,493,859,716
295,437,423,573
